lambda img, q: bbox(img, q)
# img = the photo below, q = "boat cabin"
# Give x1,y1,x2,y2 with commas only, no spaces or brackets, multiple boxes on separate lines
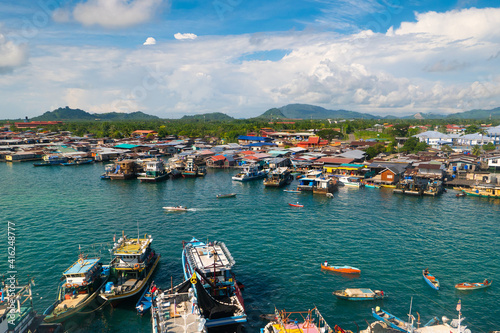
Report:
111,235,154,270
63,258,101,287
186,241,236,285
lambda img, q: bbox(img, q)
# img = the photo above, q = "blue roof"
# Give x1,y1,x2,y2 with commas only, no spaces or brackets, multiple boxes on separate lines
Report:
245,142,277,147
63,258,100,275
114,143,140,149
238,135,273,142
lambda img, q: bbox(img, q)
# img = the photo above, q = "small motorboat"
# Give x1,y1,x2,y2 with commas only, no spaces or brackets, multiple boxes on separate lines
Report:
163,206,188,211
284,189,301,193
136,286,153,315
288,202,304,207
321,263,360,274
216,193,237,198
423,269,440,290
333,288,385,301
456,192,466,197
455,279,492,290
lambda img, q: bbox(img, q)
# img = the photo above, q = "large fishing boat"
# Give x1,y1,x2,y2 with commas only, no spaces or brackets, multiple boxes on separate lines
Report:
137,159,170,182
151,279,207,333
108,160,138,180
261,307,334,333
182,156,207,177
44,256,110,323
263,167,292,187
182,238,246,327
296,170,323,191
232,164,267,181
99,233,160,304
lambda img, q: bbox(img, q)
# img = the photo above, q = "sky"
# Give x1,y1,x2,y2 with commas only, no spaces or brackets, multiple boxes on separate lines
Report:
1,0,500,119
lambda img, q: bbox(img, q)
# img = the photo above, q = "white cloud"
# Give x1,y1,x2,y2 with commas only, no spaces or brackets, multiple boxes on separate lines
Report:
395,7,500,41
143,37,156,45
0,32,28,74
174,33,197,40
2,7,500,119
71,0,163,29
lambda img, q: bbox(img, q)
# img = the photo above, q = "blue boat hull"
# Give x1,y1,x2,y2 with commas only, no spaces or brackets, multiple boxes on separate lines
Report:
423,271,440,290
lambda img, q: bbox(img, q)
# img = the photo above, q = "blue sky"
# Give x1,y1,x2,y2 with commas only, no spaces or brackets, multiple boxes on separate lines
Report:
1,0,500,118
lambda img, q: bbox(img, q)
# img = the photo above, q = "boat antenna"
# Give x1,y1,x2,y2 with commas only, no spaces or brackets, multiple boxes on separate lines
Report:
137,220,140,240
407,297,414,333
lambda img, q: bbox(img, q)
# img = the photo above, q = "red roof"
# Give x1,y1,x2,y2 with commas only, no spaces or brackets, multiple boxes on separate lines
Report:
210,155,226,161
308,136,320,144
240,150,255,155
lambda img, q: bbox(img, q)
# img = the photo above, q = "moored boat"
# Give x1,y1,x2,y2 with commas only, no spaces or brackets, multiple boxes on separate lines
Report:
283,189,301,193
43,256,110,323
33,154,67,167
151,279,207,333
289,202,303,207
455,279,492,290
60,157,94,166
263,167,292,187
423,269,440,290
99,233,160,304
371,307,412,332
261,306,333,333
108,160,138,180
232,164,267,181
136,284,154,315
338,176,365,187
333,288,385,301
137,159,169,183
182,238,246,328
463,184,500,198
321,263,360,274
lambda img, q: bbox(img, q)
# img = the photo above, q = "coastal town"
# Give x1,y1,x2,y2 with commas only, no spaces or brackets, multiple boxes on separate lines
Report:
2,120,500,198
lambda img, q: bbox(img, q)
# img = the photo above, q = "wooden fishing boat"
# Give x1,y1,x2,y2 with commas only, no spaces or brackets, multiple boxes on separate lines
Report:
372,307,411,332
333,288,385,301
163,206,188,211
216,193,236,198
423,269,440,290
261,307,333,333
136,285,153,315
455,279,492,290
289,202,304,207
321,264,360,274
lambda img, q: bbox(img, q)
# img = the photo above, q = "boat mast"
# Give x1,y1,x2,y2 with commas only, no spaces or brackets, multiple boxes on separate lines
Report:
407,297,414,333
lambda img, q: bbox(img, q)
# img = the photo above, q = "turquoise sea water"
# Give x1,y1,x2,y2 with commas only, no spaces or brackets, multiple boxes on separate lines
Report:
0,161,499,333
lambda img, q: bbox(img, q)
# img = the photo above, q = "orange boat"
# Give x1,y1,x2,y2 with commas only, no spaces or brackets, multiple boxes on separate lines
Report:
321,263,360,274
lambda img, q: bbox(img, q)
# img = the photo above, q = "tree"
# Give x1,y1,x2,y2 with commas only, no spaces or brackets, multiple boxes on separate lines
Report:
483,142,496,151
316,129,343,141
365,143,386,159
472,145,482,156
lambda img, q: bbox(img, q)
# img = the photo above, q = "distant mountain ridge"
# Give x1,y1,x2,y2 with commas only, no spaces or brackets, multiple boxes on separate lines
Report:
181,112,234,121
31,107,160,121
260,104,378,120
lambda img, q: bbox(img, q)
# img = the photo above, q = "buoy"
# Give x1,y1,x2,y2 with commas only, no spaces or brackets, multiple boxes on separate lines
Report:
375,306,380,312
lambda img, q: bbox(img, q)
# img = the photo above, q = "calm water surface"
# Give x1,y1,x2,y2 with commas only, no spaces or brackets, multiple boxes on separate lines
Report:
0,161,498,333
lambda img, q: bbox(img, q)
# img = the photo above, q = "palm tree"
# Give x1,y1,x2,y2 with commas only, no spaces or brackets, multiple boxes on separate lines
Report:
472,145,482,156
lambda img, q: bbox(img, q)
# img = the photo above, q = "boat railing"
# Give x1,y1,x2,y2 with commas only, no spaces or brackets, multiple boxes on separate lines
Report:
218,242,236,267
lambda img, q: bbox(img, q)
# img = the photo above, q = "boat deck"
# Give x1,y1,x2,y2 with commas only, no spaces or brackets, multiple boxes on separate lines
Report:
189,243,233,272
154,292,204,333
271,322,321,333
56,294,87,311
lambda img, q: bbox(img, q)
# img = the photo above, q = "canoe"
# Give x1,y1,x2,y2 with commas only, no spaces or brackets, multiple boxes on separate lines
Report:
321,264,360,274
217,193,236,198
289,203,304,207
455,280,492,290
333,288,385,301
423,270,440,290
163,206,188,211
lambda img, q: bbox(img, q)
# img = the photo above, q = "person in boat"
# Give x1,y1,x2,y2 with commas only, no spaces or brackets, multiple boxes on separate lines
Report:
484,279,489,284
324,261,328,267
424,268,429,275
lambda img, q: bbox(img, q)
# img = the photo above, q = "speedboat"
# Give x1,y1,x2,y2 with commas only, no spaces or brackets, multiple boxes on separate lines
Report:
288,202,304,207
321,263,360,274
163,206,188,211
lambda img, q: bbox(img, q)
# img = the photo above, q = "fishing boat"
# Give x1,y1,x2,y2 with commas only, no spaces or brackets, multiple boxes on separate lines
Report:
232,164,267,181
60,157,94,166
33,154,68,167
182,238,246,327
151,279,207,333
100,164,115,179
99,233,160,304
372,307,412,333
333,288,385,301
296,170,323,191
463,184,500,198
43,256,110,323
163,206,188,211
455,279,492,290
108,160,138,180
137,159,170,183
423,269,440,290
261,306,333,333
338,176,365,187
364,182,380,188
136,284,154,315
288,202,304,207
283,189,301,193
263,167,293,187
182,156,206,178
321,263,360,274
216,193,236,198
456,191,466,197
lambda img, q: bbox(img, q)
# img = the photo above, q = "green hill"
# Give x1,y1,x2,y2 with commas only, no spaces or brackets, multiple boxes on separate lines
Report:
446,107,500,119
259,104,377,120
180,112,234,121
31,107,160,121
